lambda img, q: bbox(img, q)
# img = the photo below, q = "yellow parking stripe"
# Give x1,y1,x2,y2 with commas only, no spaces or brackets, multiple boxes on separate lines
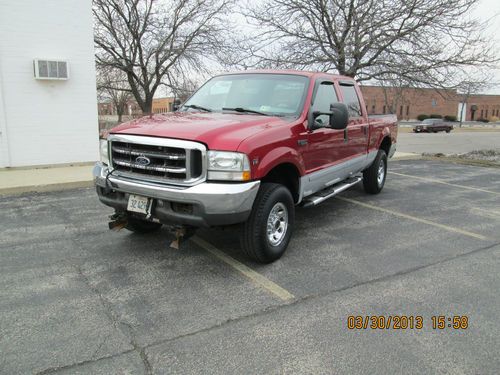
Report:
389,171,500,195
337,197,489,241
191,236,295,302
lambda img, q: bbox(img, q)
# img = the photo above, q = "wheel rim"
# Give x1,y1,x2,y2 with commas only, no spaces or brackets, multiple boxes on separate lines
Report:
266,202,288,246
377,159,386,187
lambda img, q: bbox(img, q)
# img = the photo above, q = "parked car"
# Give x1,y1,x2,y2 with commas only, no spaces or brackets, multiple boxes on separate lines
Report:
94,70,398,263
413,118,453,133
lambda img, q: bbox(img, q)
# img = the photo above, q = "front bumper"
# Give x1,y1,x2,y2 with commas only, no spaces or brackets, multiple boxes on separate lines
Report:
93,163,260,227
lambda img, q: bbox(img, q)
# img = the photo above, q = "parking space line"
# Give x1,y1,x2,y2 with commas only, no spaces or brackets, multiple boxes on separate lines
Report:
389,171,500,195
191,236,295,302
337,197,489,241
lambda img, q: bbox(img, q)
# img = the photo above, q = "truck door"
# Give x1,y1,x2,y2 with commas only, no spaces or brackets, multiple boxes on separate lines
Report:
299,79,347,195
338,82,369,166
300,80,345,172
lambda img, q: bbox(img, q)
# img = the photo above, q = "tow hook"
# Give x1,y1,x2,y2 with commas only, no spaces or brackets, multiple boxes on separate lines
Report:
169,225,197,249
108,212,127,231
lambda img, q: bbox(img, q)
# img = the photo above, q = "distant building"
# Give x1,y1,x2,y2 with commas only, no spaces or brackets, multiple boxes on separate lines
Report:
0,0,98,167
360,85,500,121
152,97,175,114
98,97,176,117
98,101,115,116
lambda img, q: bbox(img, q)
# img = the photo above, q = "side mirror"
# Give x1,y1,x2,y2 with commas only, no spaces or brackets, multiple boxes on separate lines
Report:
309,102,349,130
173,99,182,111
329,103,349,130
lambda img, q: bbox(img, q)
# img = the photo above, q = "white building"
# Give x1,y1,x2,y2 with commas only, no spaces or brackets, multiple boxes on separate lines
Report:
0,0,98,168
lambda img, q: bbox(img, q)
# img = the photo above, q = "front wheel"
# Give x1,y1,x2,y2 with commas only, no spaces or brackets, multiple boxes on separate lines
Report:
363,150,387,194
240,183,295,263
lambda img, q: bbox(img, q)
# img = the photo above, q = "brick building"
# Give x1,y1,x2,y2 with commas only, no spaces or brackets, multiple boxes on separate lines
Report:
97,88,500,122
152,97,175,114
98,97,175,117
359,85,500,121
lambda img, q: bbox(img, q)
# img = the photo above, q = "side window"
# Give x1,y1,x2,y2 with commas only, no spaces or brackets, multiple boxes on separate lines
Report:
339,84,362,117
312,82,338,125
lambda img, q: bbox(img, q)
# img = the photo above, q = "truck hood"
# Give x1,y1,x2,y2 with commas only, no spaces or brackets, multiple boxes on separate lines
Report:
109,112,289,150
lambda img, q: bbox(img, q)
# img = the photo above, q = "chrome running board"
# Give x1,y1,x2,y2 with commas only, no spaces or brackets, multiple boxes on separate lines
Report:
301,176,362,208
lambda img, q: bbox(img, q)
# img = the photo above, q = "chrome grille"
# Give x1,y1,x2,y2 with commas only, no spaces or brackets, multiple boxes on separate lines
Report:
108,135,205,186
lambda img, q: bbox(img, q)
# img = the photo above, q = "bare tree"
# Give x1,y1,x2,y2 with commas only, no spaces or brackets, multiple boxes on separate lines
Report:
96,66,131,123
93,0,232,114
243,0,498,87
166,75,201,103
455,76,493,126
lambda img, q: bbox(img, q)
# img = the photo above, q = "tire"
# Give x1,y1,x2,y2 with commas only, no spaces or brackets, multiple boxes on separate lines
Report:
125,217,162,233
240,183,295,263
446,129,451,133
363,149,387,194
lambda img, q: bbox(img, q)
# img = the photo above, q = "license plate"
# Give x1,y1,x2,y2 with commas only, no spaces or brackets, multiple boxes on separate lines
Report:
127,194,150,214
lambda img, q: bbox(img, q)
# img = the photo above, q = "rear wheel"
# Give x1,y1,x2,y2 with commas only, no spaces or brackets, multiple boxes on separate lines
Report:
363,149,387,194
125,217,162,233
240,183,295,263
446,129,451,133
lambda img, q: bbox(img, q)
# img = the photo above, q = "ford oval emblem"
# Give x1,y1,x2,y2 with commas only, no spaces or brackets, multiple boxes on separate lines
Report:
135,155,151,166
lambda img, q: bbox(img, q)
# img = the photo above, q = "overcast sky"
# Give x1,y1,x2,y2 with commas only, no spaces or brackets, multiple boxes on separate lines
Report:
475,0,500,93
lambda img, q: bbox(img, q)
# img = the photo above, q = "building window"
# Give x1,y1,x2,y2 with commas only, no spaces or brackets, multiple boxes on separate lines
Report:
431,99,437,107
485,110,488,118
406,105,410,116
480,109,483,118
383,105,386,114
371,105,376,113
399,106,403,116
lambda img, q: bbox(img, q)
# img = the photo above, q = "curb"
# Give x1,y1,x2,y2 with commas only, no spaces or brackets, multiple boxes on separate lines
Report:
392,152,422,161
0,180,93,197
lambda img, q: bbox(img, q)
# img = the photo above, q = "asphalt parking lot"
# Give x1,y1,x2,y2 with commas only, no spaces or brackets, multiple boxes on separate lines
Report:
1,159,499,374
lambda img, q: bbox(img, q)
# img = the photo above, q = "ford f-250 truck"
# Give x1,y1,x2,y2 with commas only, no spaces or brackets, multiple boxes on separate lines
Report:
94,70,397,263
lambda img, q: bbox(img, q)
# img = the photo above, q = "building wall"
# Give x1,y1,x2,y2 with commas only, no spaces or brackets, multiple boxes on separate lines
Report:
467,95,500,121
99,97,176,117
0,0,98,167
152,97,174,114
360,86,458,120
98,102,115,116
360,85,500,121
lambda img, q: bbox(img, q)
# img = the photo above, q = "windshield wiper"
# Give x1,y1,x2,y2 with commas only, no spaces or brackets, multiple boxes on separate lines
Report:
183,104,212,112
222,107,269,116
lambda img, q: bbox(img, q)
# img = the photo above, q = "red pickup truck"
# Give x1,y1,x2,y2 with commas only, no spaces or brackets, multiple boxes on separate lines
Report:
94,70,397,262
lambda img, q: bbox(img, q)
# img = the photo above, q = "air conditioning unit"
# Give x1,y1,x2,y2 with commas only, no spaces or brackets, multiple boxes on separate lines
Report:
33,59,69,80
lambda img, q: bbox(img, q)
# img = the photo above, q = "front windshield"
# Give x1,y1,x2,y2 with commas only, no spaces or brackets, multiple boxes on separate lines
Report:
182,74,310,117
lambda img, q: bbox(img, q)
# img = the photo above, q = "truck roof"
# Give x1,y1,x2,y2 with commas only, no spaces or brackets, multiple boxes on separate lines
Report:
217,69,354,81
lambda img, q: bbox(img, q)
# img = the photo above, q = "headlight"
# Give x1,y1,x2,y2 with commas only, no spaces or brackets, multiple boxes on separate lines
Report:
100,139,109,165
207,151,251,181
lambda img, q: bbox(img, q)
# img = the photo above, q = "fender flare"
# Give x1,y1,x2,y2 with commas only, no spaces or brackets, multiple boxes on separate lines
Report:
254,147,305,179
375,127,392,149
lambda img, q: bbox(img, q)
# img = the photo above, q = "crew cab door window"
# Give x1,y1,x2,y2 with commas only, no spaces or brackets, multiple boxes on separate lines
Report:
339,83,362,118
311,82,338,126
